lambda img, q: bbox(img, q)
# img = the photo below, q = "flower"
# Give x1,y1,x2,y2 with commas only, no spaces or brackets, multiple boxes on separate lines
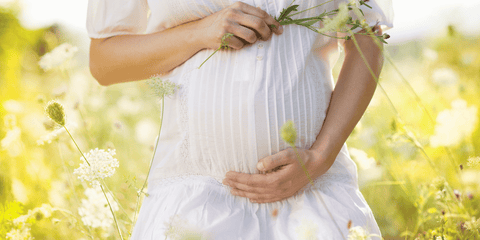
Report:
464,217,480,231
6,227,33,240
78,186,119,229
295,218,319,240
39,43,78,71
147,76,180,98
348,226,370,240
280,120,297,146
45,100,66,126
164,214,211,240
73,148,119,186
317,2,350,33
467,156,480,168
429,99,478,147
431,67,458,86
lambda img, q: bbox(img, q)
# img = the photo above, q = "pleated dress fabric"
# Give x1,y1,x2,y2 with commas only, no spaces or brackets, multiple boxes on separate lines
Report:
86,0,394,239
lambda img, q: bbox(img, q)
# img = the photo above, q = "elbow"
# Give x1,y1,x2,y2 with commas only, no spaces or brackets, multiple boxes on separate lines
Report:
89,59,112,86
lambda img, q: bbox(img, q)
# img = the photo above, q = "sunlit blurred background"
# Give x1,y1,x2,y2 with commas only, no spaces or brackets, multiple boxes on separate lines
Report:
1,0,479,239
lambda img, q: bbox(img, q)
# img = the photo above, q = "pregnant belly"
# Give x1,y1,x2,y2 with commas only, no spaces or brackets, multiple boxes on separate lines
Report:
186,70,330,175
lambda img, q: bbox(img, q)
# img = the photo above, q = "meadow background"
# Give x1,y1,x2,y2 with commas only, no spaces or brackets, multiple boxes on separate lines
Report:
1,0,479,239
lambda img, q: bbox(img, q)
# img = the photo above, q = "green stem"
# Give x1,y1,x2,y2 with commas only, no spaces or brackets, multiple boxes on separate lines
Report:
100,185,124,240
132,96,165,229
287,0,333,18
198,47,221,69
64,126,91,166
291,145,347,240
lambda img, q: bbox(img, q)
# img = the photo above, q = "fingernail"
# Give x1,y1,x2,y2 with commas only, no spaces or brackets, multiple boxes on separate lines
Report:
279,25,284,33
257,162,265,171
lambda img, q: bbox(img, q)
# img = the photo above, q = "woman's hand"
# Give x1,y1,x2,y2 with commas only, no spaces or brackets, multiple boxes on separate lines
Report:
222,148,327,203
196,1,283,50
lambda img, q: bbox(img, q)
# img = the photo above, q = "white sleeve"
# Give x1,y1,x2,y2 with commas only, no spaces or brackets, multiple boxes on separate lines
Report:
86,0,149,39
335,0,394,32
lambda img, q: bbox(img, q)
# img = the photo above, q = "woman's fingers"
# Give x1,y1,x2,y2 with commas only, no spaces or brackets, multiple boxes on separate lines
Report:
234,2,283,35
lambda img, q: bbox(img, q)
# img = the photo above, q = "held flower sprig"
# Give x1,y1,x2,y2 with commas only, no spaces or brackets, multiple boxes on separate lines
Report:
198,33,234,69
199,0,389,68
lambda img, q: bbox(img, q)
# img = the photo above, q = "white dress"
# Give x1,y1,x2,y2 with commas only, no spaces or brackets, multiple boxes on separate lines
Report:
86,0,394,239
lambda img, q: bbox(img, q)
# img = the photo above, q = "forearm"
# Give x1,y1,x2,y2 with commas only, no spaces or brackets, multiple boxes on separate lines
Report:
309,33,384,176
89,20,205,86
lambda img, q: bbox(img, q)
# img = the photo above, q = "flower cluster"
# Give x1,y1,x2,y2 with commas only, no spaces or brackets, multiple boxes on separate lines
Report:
38,43,78,71
347,226,370,240
78,187,119,229
430,99,478,147
37,122,77,145
467,156,480,168
317,2,350,33
6,227,33,240
73,148,119,186
147,76,181,99
295,218,319,240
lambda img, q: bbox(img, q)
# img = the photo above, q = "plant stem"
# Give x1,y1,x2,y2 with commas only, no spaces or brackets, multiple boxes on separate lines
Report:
287,0,333,18
198,48,220,69
132,95,165,230
64,126,91,166
100,184,124,240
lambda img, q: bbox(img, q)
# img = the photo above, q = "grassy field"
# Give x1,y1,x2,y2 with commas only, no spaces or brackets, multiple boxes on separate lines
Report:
1,5,479,240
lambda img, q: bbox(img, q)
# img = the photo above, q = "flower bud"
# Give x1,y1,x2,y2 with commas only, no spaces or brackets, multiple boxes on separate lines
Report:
280,120,297,146
45,100,65,126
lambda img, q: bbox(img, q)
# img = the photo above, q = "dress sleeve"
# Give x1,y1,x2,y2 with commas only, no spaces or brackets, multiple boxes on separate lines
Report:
334,0,394,33
86,0,149,39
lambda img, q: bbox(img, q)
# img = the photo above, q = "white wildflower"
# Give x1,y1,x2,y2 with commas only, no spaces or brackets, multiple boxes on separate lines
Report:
73,148,119,186
1,126,21,149
3,100,24,113
430,99,478,147
37,122,77,145
6,227,33,240
467,156,480,168
317,2,350,33
431,67,458,86
464,217,480,231
164,214,211,240
423,48,438,61
348,226,370,240
39,43,78,71
349,148,382,185
147,76,180,98
78,186,118,229
295,218,319,240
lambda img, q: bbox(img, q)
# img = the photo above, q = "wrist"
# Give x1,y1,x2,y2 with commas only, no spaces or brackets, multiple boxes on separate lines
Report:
186,20,208,51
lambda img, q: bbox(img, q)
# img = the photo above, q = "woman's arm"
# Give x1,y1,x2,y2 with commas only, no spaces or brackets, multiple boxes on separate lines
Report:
89,2,283,86
309,29,384,174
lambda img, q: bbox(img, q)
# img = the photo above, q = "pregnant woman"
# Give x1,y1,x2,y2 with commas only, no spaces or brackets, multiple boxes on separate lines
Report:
87,0,393,238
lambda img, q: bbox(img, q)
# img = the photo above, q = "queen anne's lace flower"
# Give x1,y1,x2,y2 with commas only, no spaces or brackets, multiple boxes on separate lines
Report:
78,186,119,229
73,148,119,186
295,218,319,240
430,99,478,147
39,43,78,71
147,76,180,98
317,2,350,33
348,226,370,240
6,227,33,240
